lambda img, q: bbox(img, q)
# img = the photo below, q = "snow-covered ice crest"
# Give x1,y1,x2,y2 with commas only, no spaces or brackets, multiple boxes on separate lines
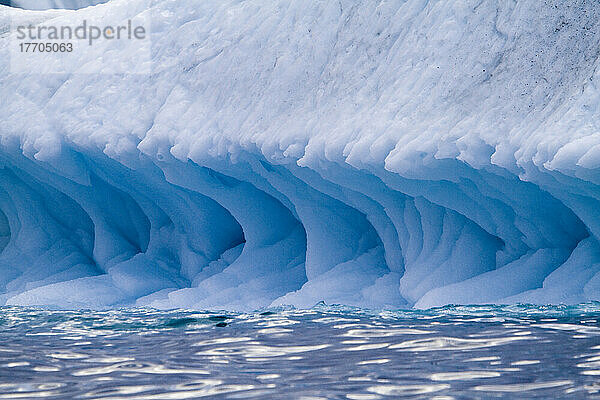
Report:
1,0,600,310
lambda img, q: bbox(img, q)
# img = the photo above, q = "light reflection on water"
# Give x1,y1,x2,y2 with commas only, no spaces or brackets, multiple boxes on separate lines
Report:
0,303,599,398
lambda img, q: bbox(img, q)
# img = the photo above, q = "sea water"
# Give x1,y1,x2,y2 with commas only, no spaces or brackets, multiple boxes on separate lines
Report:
0,303,599,399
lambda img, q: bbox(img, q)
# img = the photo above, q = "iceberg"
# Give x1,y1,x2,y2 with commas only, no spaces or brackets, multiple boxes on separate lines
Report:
0,0,599,310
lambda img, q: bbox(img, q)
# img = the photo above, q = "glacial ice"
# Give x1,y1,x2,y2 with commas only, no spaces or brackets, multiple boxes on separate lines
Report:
9,0,107,10
0,0,600,310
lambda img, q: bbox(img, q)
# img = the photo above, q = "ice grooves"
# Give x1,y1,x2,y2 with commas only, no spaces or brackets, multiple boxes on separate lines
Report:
0,145,595,309
0,209,9,253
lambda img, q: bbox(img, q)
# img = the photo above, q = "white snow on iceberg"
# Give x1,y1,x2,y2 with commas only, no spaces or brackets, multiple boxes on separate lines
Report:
0,0,600,310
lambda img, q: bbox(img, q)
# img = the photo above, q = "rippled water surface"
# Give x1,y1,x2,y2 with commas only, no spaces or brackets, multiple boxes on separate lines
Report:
1,304,600,399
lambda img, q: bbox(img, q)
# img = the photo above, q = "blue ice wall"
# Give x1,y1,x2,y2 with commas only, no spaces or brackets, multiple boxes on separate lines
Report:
1,0,600,310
